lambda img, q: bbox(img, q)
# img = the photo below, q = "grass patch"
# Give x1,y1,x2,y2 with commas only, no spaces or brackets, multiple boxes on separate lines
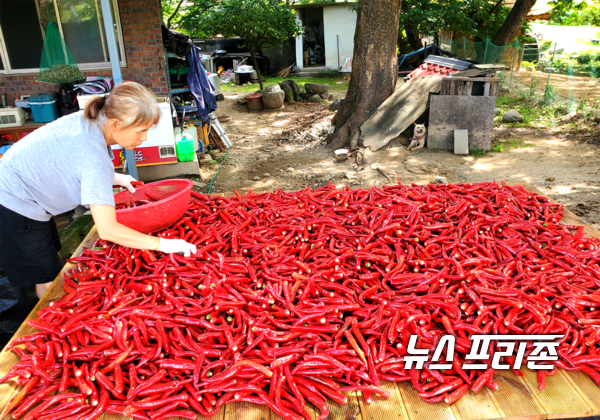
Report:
471,146,485,157
224,75,350,94
495,94,570,129
490,137,534,152
495,88,600,143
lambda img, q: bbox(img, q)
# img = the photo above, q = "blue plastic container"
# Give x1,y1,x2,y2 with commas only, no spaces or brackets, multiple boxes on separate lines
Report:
29,92,60,123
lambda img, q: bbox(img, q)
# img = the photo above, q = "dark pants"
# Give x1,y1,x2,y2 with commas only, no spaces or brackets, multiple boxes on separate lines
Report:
0,204,63,288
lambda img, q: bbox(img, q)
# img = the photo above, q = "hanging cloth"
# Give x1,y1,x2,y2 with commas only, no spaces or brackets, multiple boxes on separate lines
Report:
38,22,84,83
186,46,216,122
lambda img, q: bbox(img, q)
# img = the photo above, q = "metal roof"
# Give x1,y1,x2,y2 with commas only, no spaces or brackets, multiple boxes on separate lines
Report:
422,56,472,70
406,56,472,79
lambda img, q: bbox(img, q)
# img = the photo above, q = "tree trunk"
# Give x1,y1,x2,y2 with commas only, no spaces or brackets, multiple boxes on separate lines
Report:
401,1,422,51
250,52,264,90
491,0,536,46
330,0,402,150
404,24,423,51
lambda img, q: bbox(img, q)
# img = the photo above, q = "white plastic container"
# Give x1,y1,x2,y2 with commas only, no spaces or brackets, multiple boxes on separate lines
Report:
334,148,349,161
201,55,211,71
0,107,27,128
77,93,107,111
208,74,222,95
15,96,30,108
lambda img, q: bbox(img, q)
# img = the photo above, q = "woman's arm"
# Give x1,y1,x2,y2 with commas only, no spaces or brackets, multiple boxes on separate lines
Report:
90,204,160,249
89,205,197,256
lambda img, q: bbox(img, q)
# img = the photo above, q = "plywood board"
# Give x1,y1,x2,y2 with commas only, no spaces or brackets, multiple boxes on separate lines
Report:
397,382,457,420
486,370,546,420
327,393,363,420
450,389,503,420
270,402,319,420
223,401,269,420
452,69,495,78
360,76,442,151
561,370,600,416
428,95,497,152
198,412,225,420
357,381,410,420
521,368,593,419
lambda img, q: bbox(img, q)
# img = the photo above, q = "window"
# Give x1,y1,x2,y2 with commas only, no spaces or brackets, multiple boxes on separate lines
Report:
0,0,126,74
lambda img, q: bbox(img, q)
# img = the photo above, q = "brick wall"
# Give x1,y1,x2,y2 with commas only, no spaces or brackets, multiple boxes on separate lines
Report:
0,0,168,105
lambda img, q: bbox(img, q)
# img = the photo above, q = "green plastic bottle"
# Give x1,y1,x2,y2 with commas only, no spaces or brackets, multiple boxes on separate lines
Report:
175,133,195,162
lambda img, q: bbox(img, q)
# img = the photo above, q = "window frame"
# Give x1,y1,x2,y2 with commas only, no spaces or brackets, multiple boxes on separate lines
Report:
0,0,127,75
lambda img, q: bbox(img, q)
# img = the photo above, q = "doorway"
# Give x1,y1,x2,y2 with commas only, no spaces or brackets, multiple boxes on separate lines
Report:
299,7,325,67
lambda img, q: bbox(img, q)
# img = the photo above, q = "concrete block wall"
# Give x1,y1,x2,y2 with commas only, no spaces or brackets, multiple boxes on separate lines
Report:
0,0,168,105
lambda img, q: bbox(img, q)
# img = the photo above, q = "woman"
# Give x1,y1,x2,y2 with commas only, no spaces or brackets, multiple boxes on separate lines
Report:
0,82,196,299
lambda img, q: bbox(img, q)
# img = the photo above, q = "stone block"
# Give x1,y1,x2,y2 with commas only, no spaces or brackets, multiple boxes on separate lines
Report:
454,130,469,155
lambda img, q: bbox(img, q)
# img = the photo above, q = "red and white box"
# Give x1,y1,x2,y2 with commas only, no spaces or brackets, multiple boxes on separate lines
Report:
111,98,177,168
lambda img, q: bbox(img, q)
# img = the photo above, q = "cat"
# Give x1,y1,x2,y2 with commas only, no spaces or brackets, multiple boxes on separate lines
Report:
408,123,427,151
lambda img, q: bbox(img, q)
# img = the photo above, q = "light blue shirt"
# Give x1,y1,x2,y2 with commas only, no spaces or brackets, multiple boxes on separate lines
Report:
0,112,115,221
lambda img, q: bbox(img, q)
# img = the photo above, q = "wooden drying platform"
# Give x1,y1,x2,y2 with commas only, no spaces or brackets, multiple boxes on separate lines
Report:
2,182,600,420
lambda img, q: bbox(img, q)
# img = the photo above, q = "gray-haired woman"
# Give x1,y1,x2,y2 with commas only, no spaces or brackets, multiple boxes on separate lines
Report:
0,82,195,298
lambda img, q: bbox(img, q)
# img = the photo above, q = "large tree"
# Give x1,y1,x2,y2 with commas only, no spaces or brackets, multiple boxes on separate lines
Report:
491,0,536,45
330,0,402,150
205,0,302,90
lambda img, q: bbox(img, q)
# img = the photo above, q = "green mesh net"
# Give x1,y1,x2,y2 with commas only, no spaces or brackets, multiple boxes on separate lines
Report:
38,22,84,84
440,36,524,69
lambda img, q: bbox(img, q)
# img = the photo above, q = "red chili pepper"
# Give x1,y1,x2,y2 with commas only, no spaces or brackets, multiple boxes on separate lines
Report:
10,381,55,419
444,383,470,404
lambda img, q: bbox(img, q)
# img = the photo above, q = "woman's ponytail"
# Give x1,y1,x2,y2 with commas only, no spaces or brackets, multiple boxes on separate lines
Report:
84,96,106,121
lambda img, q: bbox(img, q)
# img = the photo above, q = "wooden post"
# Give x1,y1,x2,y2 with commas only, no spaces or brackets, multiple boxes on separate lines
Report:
483,81,491,97
544,42,557,102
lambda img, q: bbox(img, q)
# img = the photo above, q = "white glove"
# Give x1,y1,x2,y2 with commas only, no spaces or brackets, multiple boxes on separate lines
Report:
113,173,137,193
157,238,197,257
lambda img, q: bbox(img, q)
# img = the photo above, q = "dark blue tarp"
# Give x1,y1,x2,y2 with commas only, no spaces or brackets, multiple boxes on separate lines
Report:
187,46,217,122
398,44,460,69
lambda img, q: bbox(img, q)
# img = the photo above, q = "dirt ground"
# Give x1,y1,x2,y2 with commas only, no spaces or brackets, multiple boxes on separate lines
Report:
511,71,600,102
201,91,600,229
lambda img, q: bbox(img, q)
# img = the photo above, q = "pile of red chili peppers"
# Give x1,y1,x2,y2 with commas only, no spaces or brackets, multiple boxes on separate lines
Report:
3,181,600,420
115,198,157,211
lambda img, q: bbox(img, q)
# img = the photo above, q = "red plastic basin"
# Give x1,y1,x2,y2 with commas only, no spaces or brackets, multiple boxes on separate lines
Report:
114,179,193,234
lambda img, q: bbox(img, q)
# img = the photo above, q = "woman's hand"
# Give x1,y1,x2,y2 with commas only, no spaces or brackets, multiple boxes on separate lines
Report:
113,173,138,193
89,205,196,255
156,238,197,257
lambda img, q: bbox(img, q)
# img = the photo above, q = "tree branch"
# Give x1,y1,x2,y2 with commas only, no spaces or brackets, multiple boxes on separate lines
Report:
489,0,506,16
167,0,186,28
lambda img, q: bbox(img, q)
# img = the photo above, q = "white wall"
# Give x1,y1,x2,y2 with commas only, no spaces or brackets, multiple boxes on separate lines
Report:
323,6,356,71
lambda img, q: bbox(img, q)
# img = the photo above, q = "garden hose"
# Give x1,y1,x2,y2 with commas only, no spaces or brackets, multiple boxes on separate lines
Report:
207,148,229,194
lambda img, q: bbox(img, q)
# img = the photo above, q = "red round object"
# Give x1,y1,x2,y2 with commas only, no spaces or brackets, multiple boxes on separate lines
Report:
114,179,193,233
